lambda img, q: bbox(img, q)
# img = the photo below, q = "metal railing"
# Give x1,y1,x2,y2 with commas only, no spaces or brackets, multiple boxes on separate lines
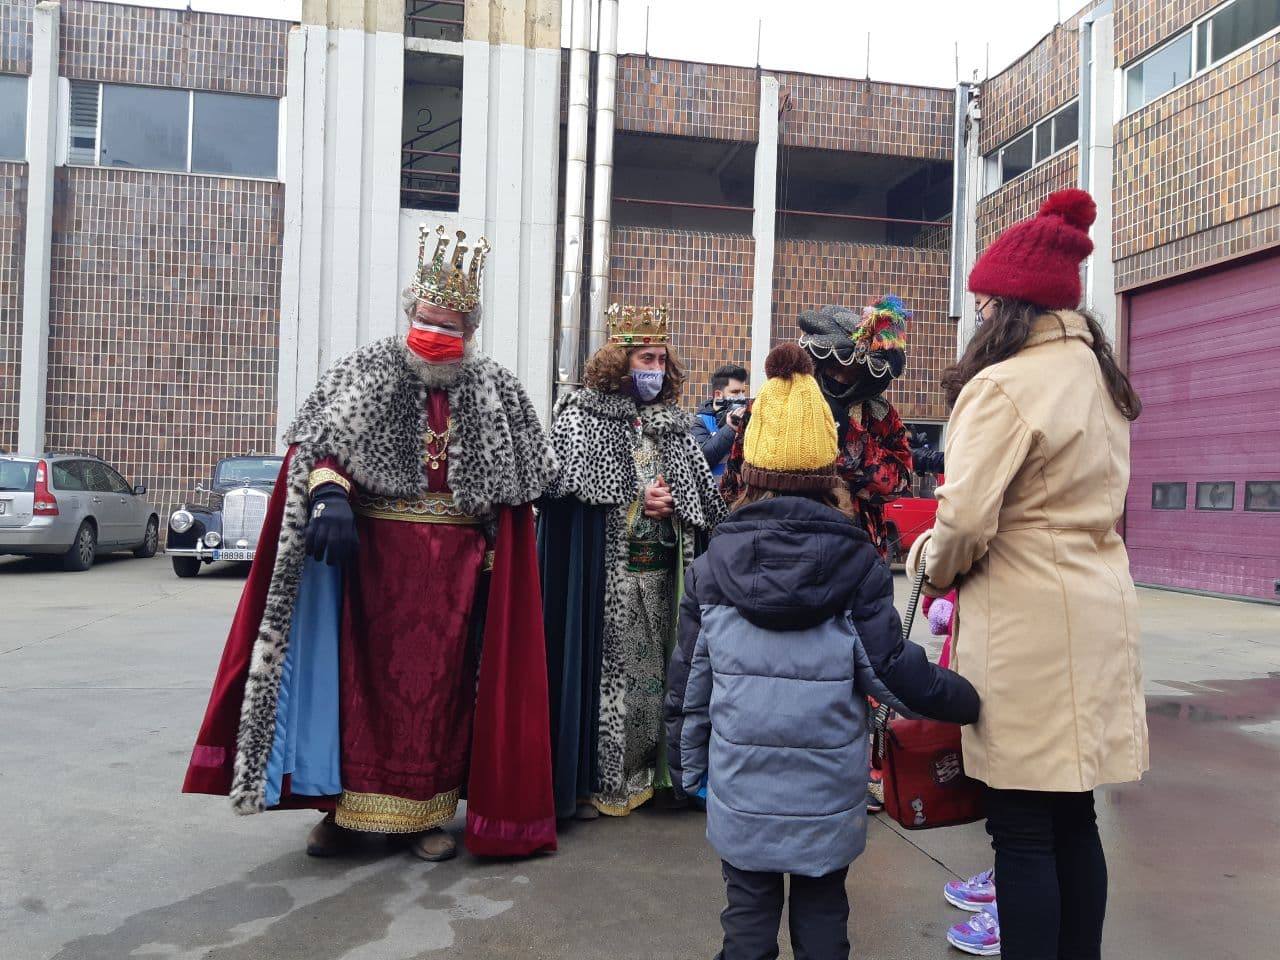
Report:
401,115,461,211
406,1,464,42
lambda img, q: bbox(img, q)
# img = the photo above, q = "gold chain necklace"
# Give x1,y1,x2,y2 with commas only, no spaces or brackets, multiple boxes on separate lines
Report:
424,417,455,471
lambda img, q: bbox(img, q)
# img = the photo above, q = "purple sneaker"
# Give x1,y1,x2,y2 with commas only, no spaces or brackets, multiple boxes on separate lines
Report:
943,868,996,911
947,904,1000,957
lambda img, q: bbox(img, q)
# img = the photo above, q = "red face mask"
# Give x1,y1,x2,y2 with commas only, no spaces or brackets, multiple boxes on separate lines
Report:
407,324,465,364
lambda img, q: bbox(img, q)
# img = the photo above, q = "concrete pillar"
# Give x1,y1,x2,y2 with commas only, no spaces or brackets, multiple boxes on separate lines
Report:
750,76,780,387
17,2,59,454
461,0,562,417
954,85,982,357
278,0,404,433
1080,8,1116,343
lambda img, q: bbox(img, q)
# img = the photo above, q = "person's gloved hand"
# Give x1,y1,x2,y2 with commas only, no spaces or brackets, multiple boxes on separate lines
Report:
304,484,358,566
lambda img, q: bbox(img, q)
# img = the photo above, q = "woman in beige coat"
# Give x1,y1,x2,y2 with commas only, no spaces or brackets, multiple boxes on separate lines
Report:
909,189,1147,960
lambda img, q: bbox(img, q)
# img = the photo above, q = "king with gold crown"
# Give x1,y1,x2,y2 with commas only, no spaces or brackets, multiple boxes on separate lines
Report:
539,303,726,820
184,226,560,862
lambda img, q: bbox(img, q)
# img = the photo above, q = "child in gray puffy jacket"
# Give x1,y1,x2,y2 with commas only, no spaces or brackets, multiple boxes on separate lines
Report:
665,344,979,960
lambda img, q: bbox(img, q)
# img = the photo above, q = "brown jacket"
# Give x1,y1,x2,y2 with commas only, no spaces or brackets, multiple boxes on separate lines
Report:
911,311,1148,792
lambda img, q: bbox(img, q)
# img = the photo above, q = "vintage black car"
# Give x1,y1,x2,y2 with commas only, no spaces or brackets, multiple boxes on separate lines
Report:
166,455,283,577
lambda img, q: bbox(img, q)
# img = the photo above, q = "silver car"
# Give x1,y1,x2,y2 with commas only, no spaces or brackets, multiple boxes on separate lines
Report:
0,454,159,571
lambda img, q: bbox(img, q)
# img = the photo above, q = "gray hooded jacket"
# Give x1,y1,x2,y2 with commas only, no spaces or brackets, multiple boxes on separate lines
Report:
664,496,979,876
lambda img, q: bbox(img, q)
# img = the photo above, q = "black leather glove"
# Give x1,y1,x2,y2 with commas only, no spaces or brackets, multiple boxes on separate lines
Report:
304,483,358,567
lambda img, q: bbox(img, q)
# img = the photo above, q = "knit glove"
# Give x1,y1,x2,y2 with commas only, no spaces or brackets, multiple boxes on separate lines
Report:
304,483,358,567
927,597,955,636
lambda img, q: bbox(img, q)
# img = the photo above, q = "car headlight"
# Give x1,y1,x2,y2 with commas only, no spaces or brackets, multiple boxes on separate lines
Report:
170,510,194,533
204,531,222,548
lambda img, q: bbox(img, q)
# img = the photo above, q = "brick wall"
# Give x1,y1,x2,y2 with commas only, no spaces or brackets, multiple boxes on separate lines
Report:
978,4,1097,155
975,149,1079,255
47,168,282,521
1113,25,1280,290
772,73,953,161
610,227,755,406
771,240,952,421
0,0,32,75
0,161,24,452
616,56,759,142
58,0,289,95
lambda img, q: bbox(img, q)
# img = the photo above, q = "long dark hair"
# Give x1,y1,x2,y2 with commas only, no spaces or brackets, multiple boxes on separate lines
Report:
941,300,1142,421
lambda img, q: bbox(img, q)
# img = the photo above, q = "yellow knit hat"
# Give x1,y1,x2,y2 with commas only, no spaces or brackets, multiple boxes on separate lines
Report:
742,343,839,492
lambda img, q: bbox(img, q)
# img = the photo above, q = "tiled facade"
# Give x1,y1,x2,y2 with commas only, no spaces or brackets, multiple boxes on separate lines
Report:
0,0,32,75
770,240,952,421
1113,25,1280,290
975,149,1079,255
0,161,24,453
616,56,759,142
772,73,953,160
978,5,1096,155
610,227,755,404
1114,0,1221,66
58,0,288,95
47,167,283,518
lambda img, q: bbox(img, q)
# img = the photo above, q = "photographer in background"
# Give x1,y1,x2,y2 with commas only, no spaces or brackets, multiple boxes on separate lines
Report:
911,430,945,476
692,363,750,477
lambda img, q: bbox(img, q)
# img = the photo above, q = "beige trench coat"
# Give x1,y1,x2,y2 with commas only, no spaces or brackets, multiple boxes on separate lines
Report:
910,311,1148,792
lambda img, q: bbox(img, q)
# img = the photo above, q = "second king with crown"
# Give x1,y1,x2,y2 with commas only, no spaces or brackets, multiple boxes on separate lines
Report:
183,225,561,863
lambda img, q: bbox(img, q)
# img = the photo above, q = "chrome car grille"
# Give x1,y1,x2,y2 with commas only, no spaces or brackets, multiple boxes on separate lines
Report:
222,488,270,545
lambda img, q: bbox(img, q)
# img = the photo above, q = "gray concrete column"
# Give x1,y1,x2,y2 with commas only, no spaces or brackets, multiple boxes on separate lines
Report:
17,2,59,454
750,76,780,387
954,85,982,357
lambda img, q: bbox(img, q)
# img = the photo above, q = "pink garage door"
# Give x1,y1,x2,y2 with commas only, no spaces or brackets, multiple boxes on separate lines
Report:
1125,252,1280,601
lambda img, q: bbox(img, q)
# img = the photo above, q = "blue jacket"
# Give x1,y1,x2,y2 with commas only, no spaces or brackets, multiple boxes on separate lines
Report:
664,496,979,876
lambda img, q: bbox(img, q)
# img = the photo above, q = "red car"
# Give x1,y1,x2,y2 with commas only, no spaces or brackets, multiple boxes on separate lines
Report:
884,473,942,566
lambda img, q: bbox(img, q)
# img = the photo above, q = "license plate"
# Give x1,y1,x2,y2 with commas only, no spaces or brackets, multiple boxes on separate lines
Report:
212,549,253,562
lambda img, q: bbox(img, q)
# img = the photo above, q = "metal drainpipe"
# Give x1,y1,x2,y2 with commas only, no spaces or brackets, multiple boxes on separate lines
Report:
555,0,594,396
586,0,619,356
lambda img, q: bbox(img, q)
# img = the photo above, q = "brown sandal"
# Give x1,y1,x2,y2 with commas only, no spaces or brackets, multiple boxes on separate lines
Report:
409,827,458,862
306,813,356,858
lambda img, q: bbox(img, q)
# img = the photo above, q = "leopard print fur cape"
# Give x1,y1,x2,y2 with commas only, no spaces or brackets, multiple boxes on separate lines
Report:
546,388,727,530
230,337,557,814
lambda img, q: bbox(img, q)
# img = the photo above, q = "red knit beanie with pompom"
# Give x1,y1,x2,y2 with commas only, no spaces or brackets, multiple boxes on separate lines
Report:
968,189,1096,309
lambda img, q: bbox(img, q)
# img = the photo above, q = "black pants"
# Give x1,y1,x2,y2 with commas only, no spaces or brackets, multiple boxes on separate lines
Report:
715,861,850,960
985,788,1108,960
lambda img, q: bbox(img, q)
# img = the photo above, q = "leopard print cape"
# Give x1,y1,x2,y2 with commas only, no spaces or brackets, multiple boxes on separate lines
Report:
546,388,726,812
230,337,557,814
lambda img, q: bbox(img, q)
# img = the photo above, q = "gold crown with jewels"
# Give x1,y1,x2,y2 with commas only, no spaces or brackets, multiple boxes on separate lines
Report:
411,225,490,314
607,303,670,346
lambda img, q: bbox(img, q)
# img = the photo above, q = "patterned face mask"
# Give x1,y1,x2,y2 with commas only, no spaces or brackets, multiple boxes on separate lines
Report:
631,369,665,402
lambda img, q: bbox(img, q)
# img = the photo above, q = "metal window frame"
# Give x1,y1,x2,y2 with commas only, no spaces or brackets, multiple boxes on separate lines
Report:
1123,0,1280,115
985,97,1081,193
1194,481,1237,512
1243,480,1280,513
1151,482,1188,511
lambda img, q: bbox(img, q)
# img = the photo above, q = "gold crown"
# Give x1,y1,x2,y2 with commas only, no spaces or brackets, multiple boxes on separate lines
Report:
411,225,490,314
607,303,670,346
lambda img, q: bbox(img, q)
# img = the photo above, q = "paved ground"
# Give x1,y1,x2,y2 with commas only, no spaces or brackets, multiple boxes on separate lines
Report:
1,551,1277,960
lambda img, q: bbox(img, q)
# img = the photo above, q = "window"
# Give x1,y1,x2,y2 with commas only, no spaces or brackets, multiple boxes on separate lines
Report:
1195,482,1236,511
78,462,117,494
1126,0,1280,113
102,466,133,495
68,81,280,179
0,460,36,492
1126,32,1193,112
1244,481,1280,512
983,100,1079,192
0,74,26,160
52,462,86,492
1151,483,1187,510
100,85,188,171
191,92,278,178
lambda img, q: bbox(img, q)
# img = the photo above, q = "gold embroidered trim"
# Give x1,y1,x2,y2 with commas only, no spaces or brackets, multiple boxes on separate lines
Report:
308,468,352,495
353,492,483,525
335,787,461,834
483,550,495,572
591,786,655,818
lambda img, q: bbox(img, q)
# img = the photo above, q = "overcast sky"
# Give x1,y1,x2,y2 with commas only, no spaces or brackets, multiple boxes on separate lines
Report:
577,0,1093,89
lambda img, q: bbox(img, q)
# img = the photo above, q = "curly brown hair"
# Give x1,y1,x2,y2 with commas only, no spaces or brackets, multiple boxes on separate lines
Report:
583,343,687,405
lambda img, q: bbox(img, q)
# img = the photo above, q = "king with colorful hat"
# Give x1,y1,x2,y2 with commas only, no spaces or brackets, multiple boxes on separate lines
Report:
183,225,561,863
